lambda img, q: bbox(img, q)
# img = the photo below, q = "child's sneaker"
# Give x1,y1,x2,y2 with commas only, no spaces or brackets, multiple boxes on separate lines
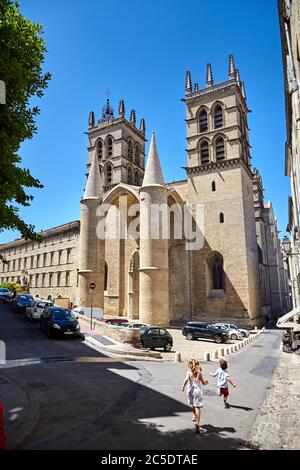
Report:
225,403,230,409
195,424,200,434
198,427,207,433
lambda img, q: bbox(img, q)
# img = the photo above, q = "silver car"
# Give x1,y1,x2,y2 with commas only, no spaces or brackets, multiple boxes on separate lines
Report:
213,323,243,340
25,299,54,321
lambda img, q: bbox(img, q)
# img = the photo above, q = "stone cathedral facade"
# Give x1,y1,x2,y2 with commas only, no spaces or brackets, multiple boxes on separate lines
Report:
0,56,289,326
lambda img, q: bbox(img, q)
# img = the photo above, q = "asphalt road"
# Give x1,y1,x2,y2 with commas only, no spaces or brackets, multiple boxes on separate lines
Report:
0,302,282,450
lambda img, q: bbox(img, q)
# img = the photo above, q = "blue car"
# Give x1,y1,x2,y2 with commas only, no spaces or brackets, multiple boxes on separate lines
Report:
13,294,34,313
40,307,81,338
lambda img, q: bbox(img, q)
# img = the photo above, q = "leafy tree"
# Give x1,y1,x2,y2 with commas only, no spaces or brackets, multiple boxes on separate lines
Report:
0,0,51,247
0,280,22,293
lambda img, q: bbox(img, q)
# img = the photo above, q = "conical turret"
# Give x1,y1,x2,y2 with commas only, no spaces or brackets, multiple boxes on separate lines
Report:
82,151,102,200
140,118,146,134
88,111,95,128
206,63,213,86
142,132,164,187
185,71,192,94
130,109,136,126
228,54,235,79
118,99,125,117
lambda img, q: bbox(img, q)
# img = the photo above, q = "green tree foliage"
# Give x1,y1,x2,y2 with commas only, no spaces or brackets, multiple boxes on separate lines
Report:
0,280,22,293
0,1,51,242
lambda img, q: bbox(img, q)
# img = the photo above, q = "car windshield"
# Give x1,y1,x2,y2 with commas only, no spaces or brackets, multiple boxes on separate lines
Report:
0,288,9,293
37,302,53,308
51,310,76,321
19,295,33,301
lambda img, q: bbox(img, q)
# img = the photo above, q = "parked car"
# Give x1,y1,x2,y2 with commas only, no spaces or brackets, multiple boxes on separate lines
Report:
25,299,54,322
40,307,81,338
101,318,128,326
13,294,34,313
0,288,11,303
182,322,229,343
212,324,243,341
122,322,149,329
214,322,250,338
140,326,173,351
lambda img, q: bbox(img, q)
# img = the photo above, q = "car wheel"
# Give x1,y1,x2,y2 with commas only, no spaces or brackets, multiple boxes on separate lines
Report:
241,332,246,338
231,333,238,340
213,334,222,344
164,342,172,352
186,332,194,341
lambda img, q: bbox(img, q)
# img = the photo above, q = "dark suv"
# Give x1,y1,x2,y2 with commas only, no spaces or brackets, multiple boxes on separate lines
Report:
140,326,173,352
182,322,229,344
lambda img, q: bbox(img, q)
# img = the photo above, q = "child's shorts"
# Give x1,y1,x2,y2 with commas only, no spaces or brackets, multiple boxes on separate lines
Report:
220,387,229,397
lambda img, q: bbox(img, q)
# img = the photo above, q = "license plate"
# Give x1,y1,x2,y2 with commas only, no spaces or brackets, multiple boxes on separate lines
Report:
64,331,74,335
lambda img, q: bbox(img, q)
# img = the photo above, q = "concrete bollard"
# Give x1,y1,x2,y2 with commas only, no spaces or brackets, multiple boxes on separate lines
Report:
234,344,238,352
174,351,181,363
203,352,210,361
230,346,235,353
213,350,219,360
225,347,230,355
219,347,225,357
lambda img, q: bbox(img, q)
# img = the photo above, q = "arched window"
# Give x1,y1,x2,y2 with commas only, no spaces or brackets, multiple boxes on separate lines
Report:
212,255,223,289
212,181,216,192
106,164,112,184
200,141,209,165
104,262,108,291
128,140,133,161
214,105,223,128
219,212,224,223
135,144,140,165
199,110,208,132
134,171,140,186
107,137,113,158
127,167,133,184
97,140,103,160
215,137,225,161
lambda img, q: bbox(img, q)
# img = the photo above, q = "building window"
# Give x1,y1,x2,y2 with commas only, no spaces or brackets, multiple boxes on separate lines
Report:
199,110,208,132
36,254,40,268
31,256,34,269
107,137,113,158
104,262,108,291
200,141,209,165
135,144,140,165
49,273,53,287
58,250,62,265
12,259,15,271
212,255,223,289
36,274,39,288
134,171,140,186
66,271,70,287
18,258,21,270
67,249,71,264
106,164,112,184
127,167,132,184
214,105,223,128
215,137,225,161
42,274,46,287
212,181,216,192
219,212,224,223
128,140,133,161
50,252,54,266
43,253,47,266
29,275,32,286
97,140,103,160
57,272,61,287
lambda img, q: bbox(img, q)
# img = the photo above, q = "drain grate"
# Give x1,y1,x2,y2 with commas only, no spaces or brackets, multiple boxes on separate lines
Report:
27,382,48,390
93,335,115,346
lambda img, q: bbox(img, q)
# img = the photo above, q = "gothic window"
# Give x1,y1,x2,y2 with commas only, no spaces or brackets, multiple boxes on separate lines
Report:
215,137,225,161
212,255,223,290
104,262,108,291
97,140,103,160
128,140,133,161
135,144,140,165
107,137,113,158
127,167,133,184
212,181,216,192
199,110,208,132
219,212,224,223
134,171,140,186
106,164,112,184
214,105,223,128
200,140,209,165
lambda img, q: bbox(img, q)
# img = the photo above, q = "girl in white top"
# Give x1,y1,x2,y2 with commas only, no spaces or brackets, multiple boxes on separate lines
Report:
182,359,209,433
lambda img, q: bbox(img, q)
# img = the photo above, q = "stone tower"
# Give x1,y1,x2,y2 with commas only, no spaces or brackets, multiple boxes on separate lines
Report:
86,98,146,191
77,150,105,309
183,56,262,325
139,133,170,326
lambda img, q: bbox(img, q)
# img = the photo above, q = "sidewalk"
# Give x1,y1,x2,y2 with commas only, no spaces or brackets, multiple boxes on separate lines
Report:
249,349,300,449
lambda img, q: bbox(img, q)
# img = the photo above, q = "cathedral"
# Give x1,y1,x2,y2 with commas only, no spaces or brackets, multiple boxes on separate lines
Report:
0,56,289,326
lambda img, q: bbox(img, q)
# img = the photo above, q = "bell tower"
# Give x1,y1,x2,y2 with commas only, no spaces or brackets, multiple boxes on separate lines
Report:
86,96,146,193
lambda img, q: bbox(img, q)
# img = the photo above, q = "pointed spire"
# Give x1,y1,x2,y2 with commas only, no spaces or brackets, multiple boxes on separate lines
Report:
235,67,241,86
83,151,102,199
140,118,146,134
228,54,235,79
206,63,213,86
241,81,246,100
142,132,164,187
88,111,95,128
185,70,192,94
118,99,125,117
130,109,136,126
194,82,199,92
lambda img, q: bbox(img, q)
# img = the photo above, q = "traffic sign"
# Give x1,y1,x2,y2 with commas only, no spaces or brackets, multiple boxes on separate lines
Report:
89,282,96,290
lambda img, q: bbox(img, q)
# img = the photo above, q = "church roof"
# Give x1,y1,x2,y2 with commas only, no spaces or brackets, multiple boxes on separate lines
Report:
142,132,164,187
82,151,102,199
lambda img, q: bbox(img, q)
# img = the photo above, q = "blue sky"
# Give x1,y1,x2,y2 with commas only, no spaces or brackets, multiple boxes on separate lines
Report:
0,0,289,243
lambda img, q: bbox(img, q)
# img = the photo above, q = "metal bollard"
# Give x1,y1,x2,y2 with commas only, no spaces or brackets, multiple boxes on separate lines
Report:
174,351,181,362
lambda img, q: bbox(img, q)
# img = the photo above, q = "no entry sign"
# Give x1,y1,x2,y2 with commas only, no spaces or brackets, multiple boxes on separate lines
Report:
89,282,96,290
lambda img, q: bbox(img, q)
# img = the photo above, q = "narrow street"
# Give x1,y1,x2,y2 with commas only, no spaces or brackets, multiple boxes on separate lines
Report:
0,302,282,450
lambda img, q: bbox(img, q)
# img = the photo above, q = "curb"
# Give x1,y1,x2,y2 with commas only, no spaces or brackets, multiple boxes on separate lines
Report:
205,330,262,361
84,335,162,359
